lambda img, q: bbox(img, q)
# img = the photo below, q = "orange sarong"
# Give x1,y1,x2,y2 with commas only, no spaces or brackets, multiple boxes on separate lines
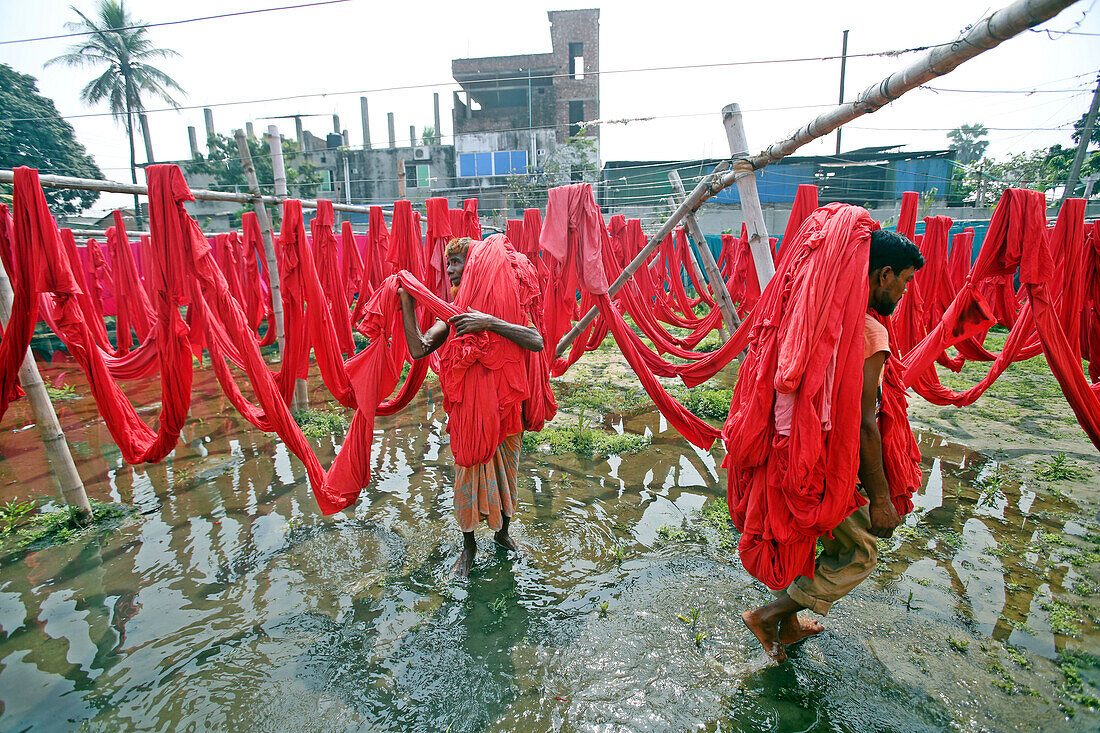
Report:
453,433,522,532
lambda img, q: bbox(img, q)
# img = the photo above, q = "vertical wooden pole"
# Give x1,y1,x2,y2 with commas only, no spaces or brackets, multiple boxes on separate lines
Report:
722,103,776,291
257,127,308,411
0,257,91,518
667,171,740,338
236,129,287,358
666,194,728,341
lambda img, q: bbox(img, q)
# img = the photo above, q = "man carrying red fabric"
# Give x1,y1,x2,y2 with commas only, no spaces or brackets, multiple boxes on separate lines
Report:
398,236,546,577
743,229,924,661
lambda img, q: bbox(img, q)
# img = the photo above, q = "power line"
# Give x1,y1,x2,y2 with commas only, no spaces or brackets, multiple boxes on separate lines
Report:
0,0,354,46
0,43,957,125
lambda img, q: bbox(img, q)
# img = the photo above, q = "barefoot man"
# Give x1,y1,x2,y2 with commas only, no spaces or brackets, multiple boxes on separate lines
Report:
743,228,924,660
398,236,546,577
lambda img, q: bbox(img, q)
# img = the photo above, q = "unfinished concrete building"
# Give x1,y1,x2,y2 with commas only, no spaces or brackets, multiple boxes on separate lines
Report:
447,8,600,217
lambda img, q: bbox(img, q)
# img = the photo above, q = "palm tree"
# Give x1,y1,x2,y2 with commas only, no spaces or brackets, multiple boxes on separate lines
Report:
48,1,185,225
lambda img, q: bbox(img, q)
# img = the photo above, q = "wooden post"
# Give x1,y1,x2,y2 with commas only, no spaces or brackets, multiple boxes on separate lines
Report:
235,129,287,365
722,103,776,292
0,257,91,518
666,193,728,341
259,127,308,411
139,112,155,165
668,170,740,337
555,163,729,357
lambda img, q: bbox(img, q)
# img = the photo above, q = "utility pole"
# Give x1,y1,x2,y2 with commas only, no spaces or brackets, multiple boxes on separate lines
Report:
835,30,849,156
1062,74,1100,204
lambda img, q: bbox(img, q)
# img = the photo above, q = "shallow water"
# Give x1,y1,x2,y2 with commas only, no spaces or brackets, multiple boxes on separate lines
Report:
0,362,1097,731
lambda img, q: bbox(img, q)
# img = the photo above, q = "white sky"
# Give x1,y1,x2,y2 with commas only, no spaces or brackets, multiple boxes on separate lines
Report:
2,0,1098,214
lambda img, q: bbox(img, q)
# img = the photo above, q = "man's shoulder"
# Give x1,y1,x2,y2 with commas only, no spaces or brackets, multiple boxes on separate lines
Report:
864,313,890,358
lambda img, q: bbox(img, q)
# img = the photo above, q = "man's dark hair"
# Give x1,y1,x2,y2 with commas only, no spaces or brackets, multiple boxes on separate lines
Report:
869,228,924,274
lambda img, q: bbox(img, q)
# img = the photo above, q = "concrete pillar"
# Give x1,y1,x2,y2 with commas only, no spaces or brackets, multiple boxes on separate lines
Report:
245,121,255,138
295,116,304,150
333,114,340,135
187,126,199,158
387,113,396,148
138,112,154,164
360,97,371,149
410,125,416,148
433,92,441,144
203,108,215,152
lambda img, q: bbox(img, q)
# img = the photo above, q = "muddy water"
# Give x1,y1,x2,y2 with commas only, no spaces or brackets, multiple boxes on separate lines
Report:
0,362,1097,731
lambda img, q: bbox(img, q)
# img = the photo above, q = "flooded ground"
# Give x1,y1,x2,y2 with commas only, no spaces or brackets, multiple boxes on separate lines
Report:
0,356,1098,731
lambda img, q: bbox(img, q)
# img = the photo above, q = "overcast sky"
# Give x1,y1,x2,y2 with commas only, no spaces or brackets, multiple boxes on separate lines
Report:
2,0,1098,214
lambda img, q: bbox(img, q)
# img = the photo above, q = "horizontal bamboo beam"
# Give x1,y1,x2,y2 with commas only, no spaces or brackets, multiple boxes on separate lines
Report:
726,0,1079,180
0,169,392,216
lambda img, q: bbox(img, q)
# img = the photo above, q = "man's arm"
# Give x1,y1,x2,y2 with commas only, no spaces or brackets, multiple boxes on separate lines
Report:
858,350,900,538
398,287,449,359
448,309,544,352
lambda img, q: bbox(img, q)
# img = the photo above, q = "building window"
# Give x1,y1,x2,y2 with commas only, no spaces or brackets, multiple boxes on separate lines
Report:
570,164,583,182
569,101,585,137
405,163,430,188
320,169,334,192
569,42,584,80
457,150,528,178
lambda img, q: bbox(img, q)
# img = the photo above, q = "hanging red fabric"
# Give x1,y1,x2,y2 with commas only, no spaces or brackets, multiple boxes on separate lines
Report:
311,201,356,355
424,197,454,301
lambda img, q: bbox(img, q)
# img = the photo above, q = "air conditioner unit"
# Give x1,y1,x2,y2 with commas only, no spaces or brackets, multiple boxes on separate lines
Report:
413,146,431,160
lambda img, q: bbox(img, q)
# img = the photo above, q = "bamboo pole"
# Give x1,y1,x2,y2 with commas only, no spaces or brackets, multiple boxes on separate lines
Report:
554,162,730,358
729,0,1079,177
667,171,740,337
262,127,308,411
722,104,776,291
0,257,91,519
235,130,287,368
0,170,391,217
556,0,1074,357
665,195,729,342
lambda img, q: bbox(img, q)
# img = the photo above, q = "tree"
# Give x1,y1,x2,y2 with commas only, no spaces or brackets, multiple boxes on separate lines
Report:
1072,108,1100,146
48,0,185,224
947,123,989,165
0,64,103,214
185,132,323,200
420,125,436,146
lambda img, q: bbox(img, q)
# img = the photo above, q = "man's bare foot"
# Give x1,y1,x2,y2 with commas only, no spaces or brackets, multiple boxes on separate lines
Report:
742,609,787,662
451,546,476,577
494,530,522,553
778,613,825,645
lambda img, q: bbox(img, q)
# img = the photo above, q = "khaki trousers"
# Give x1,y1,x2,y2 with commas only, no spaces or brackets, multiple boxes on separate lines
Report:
773,502,879,616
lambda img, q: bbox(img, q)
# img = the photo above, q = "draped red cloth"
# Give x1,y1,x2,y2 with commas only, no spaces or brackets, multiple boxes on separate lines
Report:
85,236,112,320
541,183,719,449
106,211,155,353
311,201,356,355
781,184,819,248
520,208,548,291
364,206,391,289
723,203,882,589
275,199,355,406
59,228,111,350
240,212,276,346
340,220,367,303
462,198,482,239
424,197,454,301
1081,222,1100,383
897,191,918,242
506,219,524,246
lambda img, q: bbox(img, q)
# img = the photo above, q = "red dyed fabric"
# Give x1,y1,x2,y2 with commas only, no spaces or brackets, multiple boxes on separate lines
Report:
59,228,111,351
462,198,482,239
506,219,524,246
781,184,819,249
275,199,354,406
1081,222,1100,383
424,197,454,301
897,191,918,242
723,204,889,589
520,208,549,292
240,212,276,346
541,183,719,449
311,201,356,355
106,211,155,353
2,167,194,459
85,236,112,321
364,206,391,289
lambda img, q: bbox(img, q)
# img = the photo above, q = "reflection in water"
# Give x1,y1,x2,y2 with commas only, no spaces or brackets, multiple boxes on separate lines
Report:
0,362,1096,730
